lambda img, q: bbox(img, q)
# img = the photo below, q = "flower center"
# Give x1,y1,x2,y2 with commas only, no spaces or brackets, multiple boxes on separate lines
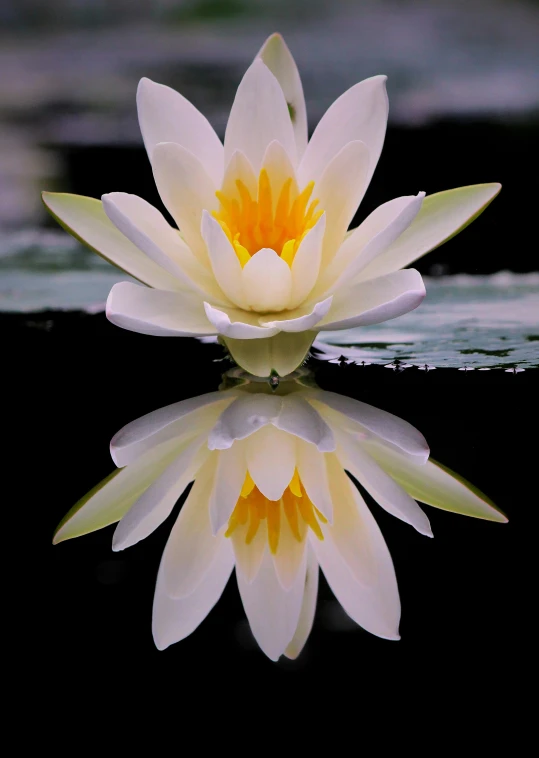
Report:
225,469,327,554
213,169,323,268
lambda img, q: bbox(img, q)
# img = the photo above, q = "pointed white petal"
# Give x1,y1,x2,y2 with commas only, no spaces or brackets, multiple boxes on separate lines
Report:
289,214,326,308
276,396,335,452
237,548,306,660
152,536,234,650
224,59,296,173
258,34,308,159
273,502,308,590
259,297,332,332
42,192,179,290
112,436,208,551
137,77,224,186
53,438,184,544
221,149,257,199
209,443,248,534
298,75,388,190
232,519,267,584
364,440,508,522
203,302,279,339
308,390,429,461
201,211,247,308
224,330,315,377
318,269,425,330
152,142,218,262
106,282,215,337
246,425,297,501
296,440,334,521
208,394,282,449
161,454,223,599
335,427,432,536
358,183,502,281
285,544,319,659
261,139,299,197
241,248,292,312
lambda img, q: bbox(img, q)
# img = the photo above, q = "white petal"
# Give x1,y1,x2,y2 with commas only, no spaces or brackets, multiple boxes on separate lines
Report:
285,544,319,659
201,211,247,308
208,394,282,449
246,425,296,501
53,438,184,544
224,59,296,173
152,142,218,262
314,141,371,265
137,77,224,187
102,192,224,302
237,548,306,661
259,297,332,332
276,396,335,452
296,440,334,521
298,75,388,191
364,440,508,523
272,502,308,590
261,140,298,197
112,436,208,551
224,330,315,377
257,34,308,159
325,193,425,292
308,390,429,461
289,214,326,308
111,392,233,467
241,249,292,312
313,455,400,639
152,536,234,650
161,454,223,599
318,269,425,330
203,302,279,339
42,192,179,290
232,519,267,584
220,149,257,199
358,183,502,281
335,427,432,536
209,443,248,534
106,282,215,337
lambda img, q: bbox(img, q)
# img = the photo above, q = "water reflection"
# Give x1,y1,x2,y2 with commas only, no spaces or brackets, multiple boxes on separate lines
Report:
53,368,506,661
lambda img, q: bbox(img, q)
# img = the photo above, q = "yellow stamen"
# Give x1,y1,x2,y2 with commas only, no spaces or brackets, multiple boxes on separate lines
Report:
281,238,296,266
282,489,302,542
241,471,256,498
289,468,302,497
267,501,280,554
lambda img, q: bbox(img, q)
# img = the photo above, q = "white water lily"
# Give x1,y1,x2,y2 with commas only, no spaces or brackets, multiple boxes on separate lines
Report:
42,34,500,377
54,377,506,661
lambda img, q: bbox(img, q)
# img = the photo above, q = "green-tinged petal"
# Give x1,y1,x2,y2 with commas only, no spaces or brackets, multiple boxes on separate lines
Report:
357,183,501,281
365,441,507,522
224,331,316,377
53,438,184,544
42,192,180,290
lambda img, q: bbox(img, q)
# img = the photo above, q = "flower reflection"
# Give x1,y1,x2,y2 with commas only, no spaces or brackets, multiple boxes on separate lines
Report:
54,371,506,661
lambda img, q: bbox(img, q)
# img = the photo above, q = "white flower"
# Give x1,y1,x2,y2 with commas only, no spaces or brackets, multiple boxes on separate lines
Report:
54,379,507,661
43,33,500,377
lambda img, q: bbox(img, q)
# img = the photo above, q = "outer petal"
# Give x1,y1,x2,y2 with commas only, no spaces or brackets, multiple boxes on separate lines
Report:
284,544,319,659
298,75,388,191
209,442,248,534
308,390,429,461
137,77,224,186
241,249,292,313
161,454,222,599
41,193,179,290
237,548,307,661
246,425,296,501
111,392,232,467
152,142,218,262
224,59,297,172
112,436,208,551
257,33,308,160
289,214,326,308
53,437,183,544
102,192,223,301
106,282,215,337
313,455,400,639
277,396,335,452
203,302,279,339
364,441,508,522
323,193,425,292
334,427,432,537
152,536,234,650
317,269,425,330
358,183,502,281
224,330,315,377
201,211,247,308
314,141,371,264
259,297,332,333
296,440,334,522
